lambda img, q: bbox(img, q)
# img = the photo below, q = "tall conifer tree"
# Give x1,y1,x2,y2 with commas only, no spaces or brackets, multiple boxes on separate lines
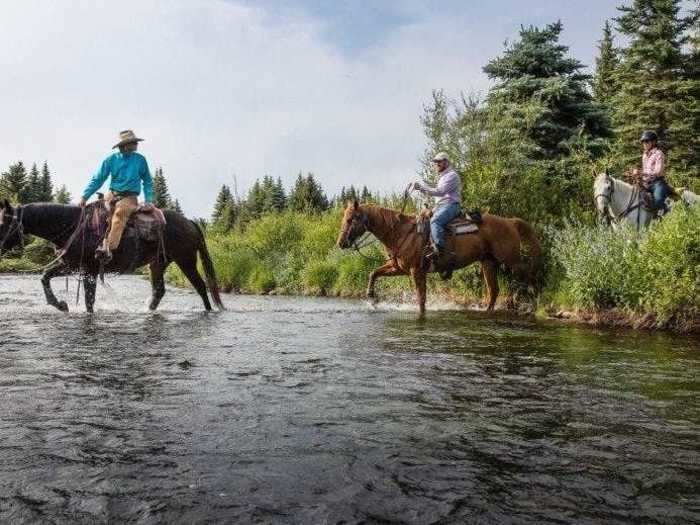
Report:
612,0,699,180
593,21,619,107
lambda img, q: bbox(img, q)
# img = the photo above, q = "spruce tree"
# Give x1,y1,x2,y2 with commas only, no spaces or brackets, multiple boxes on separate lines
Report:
612,0,699,180
54,185,71,204
26,163,42,203
483,21,611,160
593,21,619,107
172,199,183,214
40,162,53,202
212,184,233,222
288,173,328,214
152,167,172,209
0,162,29,203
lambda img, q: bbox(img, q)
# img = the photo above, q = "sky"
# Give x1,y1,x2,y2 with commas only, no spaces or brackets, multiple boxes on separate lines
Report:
0,0,624,217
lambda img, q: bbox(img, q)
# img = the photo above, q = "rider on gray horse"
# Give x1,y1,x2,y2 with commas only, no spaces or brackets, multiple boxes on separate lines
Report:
631,131,670,215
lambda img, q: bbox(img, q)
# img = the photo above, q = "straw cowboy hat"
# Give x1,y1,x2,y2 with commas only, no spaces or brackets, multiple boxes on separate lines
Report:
113,129,144,149
432,151,450,163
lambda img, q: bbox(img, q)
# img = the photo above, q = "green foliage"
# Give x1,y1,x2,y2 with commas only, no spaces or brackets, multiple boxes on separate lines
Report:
549,206,700,329
593,21,620,107
288,173,329,214
612,0,699,183
0,162,29,203
483,21,611,160
152,167,173,209
53,185,71,204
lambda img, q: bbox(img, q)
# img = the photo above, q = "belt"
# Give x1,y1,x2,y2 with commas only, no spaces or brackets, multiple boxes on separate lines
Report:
110,190,138,198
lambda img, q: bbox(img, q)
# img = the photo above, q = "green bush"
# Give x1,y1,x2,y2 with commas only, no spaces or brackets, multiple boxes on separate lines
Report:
248,264,276,294
301,258,338,295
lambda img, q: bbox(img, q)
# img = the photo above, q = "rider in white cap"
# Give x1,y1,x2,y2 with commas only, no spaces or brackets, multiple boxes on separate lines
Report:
411,152,462,261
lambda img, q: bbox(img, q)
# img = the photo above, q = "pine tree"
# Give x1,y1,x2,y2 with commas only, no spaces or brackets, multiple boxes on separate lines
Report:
26,163,42,203
54,185,71,204
593,21,619,107
288,173,328,214
612,0,699,180
40,162,53,202
172,199,183,214
0,162,29,203
152,167,172,209
360,185,372,202
246,180,265,217
483,21,612,160
212,184,233,222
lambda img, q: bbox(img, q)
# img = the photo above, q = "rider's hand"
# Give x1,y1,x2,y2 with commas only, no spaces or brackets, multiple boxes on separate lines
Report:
413,180,424,191
141,202,155,211
79,197,87,208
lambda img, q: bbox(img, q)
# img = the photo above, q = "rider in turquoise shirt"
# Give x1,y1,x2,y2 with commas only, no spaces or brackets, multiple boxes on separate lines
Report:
82,151,154,203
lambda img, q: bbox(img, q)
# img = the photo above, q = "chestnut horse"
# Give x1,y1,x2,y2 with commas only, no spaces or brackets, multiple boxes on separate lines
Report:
337,201,540,315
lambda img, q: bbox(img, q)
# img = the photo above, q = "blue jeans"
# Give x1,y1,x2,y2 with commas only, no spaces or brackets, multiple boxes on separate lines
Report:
430,202,461,249
649,179,670,212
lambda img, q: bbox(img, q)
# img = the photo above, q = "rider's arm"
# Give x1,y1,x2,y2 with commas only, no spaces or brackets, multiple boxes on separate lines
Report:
417,172,458,197
82,156,112,201
140,157,154,204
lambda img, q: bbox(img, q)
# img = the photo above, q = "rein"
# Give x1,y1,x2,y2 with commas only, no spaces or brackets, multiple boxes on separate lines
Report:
0,207,25,254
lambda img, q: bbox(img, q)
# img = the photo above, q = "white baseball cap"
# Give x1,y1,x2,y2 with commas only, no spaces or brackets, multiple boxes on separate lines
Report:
432,152,449,163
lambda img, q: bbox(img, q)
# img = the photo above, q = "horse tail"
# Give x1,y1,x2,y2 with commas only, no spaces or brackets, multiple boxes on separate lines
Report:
191,220,225,310
512,218,541,290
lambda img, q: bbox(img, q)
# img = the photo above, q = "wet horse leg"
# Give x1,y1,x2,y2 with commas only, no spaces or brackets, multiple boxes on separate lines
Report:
481,259,499,311
175,256,212,311
148,261,169,311
367,261,405,299
41,262,72,312
83,273,98,313
411,267,427,317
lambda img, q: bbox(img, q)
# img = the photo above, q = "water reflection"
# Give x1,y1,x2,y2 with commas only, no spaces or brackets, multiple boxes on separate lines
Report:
0,274,698,524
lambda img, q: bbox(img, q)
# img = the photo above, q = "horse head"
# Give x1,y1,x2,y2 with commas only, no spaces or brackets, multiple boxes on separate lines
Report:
0,199,24,254
593,171,614,218
337,200,369,249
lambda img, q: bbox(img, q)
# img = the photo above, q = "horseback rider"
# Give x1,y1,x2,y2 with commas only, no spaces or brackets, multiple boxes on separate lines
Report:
410,152,462,263
79,130,154,263
631,130,670,214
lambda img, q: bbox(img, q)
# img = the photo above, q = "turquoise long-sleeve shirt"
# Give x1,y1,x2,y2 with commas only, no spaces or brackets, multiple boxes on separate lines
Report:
82,151,154,202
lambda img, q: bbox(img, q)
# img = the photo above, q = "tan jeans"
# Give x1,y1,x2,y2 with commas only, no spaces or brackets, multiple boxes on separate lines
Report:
105,195,138,251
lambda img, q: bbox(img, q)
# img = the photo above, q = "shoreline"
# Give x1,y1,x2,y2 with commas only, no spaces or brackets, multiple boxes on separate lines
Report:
3,271,698,335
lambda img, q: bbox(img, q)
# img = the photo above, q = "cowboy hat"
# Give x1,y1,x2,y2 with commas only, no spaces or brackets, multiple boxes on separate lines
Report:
113,129,144,149
432,151,450,163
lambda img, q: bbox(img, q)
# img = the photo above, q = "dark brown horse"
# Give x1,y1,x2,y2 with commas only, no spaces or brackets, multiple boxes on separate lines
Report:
0,199,224,312
337,201,540,315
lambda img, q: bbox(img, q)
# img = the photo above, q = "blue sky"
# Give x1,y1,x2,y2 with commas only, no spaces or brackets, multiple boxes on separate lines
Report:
0,1,646,216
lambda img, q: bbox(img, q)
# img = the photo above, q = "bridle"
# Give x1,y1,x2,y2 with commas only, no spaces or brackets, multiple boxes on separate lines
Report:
594,175,643,228
0,206,25,255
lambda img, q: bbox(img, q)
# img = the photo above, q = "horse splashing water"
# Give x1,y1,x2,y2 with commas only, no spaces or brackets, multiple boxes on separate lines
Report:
0,199,224,312
336,201,540,315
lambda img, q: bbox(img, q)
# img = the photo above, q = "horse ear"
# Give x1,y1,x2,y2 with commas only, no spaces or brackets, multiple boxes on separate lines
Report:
353,199,359,210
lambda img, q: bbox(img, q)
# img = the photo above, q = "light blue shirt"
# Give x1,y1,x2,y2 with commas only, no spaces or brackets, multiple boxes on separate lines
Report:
82,152,154,202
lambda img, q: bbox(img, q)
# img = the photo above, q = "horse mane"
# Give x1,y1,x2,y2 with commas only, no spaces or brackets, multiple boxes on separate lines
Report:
362,204,415,228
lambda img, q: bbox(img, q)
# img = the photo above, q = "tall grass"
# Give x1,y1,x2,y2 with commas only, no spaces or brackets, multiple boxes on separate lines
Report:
167,204,700,331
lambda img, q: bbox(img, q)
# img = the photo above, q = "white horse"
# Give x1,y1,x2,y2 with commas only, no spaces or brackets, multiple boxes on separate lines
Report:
680,188,700,206
593,172,656,230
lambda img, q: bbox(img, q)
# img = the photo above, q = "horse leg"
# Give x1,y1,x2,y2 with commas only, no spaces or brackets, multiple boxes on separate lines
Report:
41,262,71,312
367,261,404,299
411,267,427,317
83,273,98,313
148,261,169,311
175,256,212,311
481,259,499,312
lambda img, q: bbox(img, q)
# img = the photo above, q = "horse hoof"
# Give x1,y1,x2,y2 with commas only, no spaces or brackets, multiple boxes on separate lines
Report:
57,301,69,312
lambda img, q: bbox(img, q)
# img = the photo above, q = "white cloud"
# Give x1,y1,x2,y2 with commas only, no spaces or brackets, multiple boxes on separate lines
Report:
0,1,498,216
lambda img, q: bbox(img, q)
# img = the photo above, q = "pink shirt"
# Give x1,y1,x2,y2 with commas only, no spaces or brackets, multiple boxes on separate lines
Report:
642,148,665,185
418,168,461,208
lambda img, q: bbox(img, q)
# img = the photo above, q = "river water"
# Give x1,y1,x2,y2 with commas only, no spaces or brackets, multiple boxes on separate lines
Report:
0,274,698,524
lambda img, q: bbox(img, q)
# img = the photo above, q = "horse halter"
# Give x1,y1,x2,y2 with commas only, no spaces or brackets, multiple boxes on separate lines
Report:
341,211,369,245
0,206,25,254
594,175,616,223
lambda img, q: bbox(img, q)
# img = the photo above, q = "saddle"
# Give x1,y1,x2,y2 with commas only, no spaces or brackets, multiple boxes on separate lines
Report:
88,194,166,243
